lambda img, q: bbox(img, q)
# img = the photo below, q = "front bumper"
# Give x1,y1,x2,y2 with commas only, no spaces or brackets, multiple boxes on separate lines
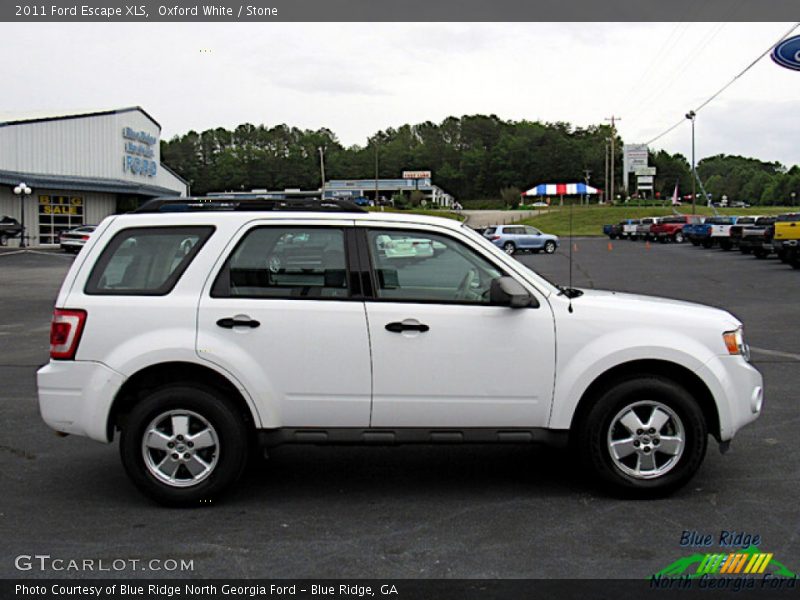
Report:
37,360,125,443
695,355,763,441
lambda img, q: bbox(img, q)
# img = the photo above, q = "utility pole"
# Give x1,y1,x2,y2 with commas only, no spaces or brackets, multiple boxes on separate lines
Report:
685,111,696,214
604,139,610,205
605,116,621,204
583,169,592,206
318,147,326,197
374,143,379,207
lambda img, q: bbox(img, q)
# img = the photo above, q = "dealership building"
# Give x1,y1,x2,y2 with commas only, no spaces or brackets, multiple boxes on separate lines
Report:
0,107,187,246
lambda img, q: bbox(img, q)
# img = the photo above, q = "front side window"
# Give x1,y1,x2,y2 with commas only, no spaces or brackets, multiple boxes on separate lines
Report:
213,227,349,299
366,229,503,304
85,226,213,295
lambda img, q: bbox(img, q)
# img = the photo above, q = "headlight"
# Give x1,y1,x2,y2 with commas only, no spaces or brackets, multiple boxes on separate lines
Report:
723,327,750,361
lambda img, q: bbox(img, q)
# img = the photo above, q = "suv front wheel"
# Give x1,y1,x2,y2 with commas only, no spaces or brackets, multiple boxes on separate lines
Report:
577,376,707,497
120,384,249,506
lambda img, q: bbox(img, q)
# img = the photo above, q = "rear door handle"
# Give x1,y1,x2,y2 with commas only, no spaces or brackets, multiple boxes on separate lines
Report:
217,317,260,329
385,321,430,333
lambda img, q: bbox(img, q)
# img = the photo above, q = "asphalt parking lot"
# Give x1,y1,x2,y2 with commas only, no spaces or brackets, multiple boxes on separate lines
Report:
0,239,798,580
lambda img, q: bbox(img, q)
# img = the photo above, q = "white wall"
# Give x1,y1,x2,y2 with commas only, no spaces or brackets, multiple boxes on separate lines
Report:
0,109,185,195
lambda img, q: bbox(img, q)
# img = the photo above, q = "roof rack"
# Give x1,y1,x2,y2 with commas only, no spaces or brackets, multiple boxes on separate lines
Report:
133,196,367,214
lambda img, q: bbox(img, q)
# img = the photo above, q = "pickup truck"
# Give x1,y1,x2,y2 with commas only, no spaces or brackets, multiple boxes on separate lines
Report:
0,215,23,245
622,219,641,240
651,215,704,244
684,221,706,246
727,216,761,251
695,216,737,249
738,217,776,257
773,212,800,268
634,217,662,241
602,222,624,239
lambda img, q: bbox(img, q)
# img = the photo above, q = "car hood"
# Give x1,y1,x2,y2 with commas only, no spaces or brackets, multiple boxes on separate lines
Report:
570,288,741,329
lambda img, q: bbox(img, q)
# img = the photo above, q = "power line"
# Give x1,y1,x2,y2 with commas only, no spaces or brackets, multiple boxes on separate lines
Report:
645,22,800,146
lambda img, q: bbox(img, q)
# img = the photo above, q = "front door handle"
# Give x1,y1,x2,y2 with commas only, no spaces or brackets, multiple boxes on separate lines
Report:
385,321,430,333
217,317,260,329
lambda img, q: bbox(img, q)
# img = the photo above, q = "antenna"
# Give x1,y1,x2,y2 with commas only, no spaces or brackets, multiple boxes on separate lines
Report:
568,196,574,313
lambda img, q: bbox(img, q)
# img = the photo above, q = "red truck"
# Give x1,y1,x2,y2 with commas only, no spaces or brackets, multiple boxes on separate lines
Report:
651,214,705,244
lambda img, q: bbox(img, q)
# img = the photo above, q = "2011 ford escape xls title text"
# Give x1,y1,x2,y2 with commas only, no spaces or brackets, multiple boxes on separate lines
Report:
37,198,763,505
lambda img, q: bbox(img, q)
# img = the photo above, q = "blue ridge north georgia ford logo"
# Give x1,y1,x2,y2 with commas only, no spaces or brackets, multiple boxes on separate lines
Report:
771,35,800,71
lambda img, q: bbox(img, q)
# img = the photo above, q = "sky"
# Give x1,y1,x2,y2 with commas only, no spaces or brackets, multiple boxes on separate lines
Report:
2,22,799,168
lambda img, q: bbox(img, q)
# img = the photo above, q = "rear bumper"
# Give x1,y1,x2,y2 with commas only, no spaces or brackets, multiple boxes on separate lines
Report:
37,360,124,443
695,355,763,441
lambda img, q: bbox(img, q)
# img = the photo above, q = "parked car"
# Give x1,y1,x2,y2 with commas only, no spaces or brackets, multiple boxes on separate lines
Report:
59,225,97,253
633,217,663,241
37,196,763,505
622,219,641,240
773,212,800,268
0,215,23,245
683,220,707,246
602,222,624,240
739,217,777,257
726,216,761,251
695,216,737,249
484,224,559,255
651,215,704,244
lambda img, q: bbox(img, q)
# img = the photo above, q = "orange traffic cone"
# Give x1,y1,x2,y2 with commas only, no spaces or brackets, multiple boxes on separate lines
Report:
608,241,613,251
573,243,579,252
645,241,651,250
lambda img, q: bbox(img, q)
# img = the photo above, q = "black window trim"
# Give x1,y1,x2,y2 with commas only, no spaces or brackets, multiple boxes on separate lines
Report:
209,224,362,302
356,225,539,308
84,225,215,296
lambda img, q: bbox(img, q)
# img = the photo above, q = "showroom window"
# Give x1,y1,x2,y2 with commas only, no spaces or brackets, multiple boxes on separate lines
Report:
38,195,84,244
366,229,503,304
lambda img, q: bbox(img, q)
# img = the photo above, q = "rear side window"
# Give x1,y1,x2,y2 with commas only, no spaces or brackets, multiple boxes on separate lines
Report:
212,226,350,299
85,226,213,295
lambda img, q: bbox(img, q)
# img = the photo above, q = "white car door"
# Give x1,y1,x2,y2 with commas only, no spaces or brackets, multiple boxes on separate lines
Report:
359,225,556,428
196,220,372,427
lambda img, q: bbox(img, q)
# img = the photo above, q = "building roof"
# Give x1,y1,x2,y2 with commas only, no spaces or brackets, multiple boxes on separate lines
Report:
0,169,181,197
0,106,161,131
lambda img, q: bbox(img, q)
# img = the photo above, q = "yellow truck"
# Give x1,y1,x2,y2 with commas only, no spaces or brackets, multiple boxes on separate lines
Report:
773,212,800,268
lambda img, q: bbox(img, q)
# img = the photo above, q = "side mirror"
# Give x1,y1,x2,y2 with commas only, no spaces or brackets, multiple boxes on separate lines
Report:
490,276,538,308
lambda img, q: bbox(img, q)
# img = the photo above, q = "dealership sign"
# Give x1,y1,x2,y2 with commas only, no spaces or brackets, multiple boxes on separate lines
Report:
122,127,157,177
771,35,800,71
402,171,431,179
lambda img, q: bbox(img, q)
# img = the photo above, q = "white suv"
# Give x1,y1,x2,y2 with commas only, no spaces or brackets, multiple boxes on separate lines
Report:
37,198,763,505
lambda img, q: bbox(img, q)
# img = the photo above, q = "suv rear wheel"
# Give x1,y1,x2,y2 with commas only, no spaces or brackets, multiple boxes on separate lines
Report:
577,376,707,497
120,384,249,506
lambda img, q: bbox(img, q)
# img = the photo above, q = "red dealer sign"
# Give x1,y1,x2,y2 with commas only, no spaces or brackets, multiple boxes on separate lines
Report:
402,171,431,179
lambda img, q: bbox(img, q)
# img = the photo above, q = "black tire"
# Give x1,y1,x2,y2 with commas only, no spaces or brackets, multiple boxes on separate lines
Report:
673,231,685,244
544,240,557,254
503,241,516,255
120,384,249,506
576,376,707,498
702,240,713,249
0,233,7,246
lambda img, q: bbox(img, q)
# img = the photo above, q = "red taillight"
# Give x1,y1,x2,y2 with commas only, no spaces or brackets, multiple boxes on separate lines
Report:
81,235,90,240
50,309,87,360
491,235,501,241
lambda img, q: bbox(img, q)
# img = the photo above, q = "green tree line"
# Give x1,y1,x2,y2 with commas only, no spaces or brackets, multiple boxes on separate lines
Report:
160,115,799,205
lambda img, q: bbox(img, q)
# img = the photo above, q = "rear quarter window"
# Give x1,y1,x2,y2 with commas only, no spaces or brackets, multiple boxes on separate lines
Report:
84,226,214,295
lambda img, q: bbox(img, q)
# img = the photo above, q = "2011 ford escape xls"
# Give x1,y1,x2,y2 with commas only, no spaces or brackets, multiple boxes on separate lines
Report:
37,198,763,505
